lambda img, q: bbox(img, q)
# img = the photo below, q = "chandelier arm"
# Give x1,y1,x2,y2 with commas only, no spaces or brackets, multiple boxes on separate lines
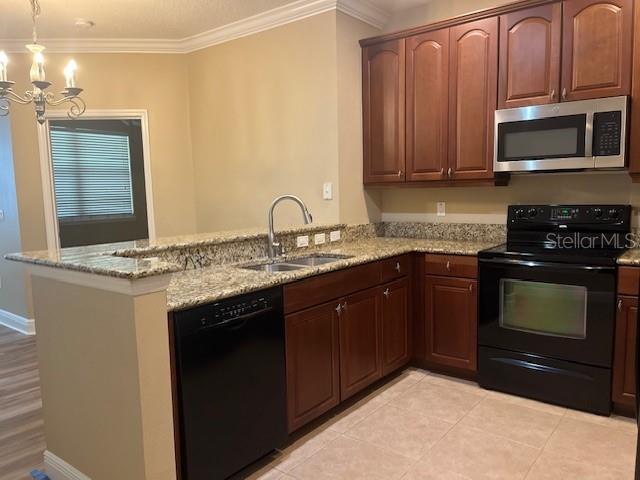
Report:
44,95,86,119
1,89,35,104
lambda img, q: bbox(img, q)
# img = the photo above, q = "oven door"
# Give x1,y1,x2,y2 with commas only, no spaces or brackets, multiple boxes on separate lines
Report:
478,257,615,368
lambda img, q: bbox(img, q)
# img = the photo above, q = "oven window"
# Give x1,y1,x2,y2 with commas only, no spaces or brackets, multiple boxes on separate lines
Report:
499,279,587,339
497,114,587,162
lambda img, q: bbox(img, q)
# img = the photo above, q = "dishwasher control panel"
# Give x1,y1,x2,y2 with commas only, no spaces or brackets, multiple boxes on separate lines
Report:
211,297,271,323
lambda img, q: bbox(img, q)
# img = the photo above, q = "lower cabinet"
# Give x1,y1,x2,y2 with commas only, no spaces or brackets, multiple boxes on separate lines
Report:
613,295,637,410
382,278,411,375
425,275,477,372
284,257,411,432
285,301,341,433
339,287,382,401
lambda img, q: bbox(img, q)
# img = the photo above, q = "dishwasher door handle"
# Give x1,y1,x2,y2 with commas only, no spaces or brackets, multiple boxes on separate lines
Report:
205,307,274,331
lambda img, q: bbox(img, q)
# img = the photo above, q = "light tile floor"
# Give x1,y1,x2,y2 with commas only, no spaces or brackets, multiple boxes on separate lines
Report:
242,368,637,480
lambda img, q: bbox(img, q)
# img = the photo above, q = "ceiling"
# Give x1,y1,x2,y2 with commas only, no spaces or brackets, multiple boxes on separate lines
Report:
0,0,430,41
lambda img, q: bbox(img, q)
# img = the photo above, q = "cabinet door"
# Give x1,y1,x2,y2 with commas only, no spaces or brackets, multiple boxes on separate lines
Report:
406,29,449,182
286,301,341,432
381,278,411,375
425,276,477,372
561,0,632,101
448,18,498,181
499,4,561,108
613,295,637,409
339,288,382,400
363,39,406,184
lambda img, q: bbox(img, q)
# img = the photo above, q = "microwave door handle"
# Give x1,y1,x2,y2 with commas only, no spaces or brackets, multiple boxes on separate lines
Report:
585,111,594,158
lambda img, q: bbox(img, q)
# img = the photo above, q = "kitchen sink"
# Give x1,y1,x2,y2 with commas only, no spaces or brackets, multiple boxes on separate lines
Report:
286,254,353,266
242,263,305,273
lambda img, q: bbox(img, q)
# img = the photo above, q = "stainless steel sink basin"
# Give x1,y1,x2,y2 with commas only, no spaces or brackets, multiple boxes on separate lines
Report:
242,262,304,273
286,254,353,267
242,263,305,273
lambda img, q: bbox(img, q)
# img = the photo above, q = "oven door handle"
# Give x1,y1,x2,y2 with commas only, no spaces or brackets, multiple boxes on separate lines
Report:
479,257,615,271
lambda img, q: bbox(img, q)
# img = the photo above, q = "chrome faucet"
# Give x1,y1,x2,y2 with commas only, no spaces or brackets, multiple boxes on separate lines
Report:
268,195,313,259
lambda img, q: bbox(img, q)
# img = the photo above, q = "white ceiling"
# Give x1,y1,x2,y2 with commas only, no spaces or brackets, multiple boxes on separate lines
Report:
0,0,431,41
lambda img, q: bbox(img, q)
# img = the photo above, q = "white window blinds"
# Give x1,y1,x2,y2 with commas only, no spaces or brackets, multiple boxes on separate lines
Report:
50,127,134,219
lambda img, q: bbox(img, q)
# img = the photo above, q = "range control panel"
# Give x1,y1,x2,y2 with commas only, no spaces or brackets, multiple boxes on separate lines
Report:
593,111,622,157
508,204,631,228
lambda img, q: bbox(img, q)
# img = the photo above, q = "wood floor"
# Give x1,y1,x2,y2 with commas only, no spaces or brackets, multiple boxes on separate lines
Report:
0,325,45,480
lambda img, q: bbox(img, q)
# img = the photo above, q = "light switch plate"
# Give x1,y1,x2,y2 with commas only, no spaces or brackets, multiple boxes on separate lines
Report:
437,202,446,217
314,233,326,245
323,182,333,200
296,235,309,248
329,230,341,242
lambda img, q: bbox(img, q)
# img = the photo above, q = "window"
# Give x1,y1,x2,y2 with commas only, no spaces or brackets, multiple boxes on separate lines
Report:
48,118,150,248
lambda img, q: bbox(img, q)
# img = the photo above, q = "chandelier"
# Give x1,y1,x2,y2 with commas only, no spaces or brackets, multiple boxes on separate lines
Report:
0,0,86,124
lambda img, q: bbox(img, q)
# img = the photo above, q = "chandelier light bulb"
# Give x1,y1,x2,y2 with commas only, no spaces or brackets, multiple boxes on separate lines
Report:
64,60,77,88
0,51,8,82
30,51,46,83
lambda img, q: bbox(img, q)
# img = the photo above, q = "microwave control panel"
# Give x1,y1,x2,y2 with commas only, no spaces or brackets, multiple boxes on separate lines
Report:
592,111,622,157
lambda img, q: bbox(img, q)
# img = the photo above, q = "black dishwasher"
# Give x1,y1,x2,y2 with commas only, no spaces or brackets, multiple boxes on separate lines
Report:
173,287,287,480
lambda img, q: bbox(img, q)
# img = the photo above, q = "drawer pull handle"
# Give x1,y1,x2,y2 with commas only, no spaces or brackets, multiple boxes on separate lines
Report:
469,284,473,293
618,299,622,312
446,261,451,271
447,167,452,178
397,170,402,177
383,288,390,298
335,304,342,314
395,262,401,272
561,87,567,100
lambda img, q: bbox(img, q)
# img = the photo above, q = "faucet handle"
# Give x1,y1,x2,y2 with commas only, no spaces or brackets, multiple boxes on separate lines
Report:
273,242,284,257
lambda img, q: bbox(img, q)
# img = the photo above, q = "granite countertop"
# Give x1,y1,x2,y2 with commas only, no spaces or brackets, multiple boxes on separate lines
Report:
166,237,497,311
616,249,640,266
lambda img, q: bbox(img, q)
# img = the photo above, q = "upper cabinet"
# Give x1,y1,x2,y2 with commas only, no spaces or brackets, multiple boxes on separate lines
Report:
449,18,498,181
499,4,562,108
406,30,449,182
562,0,633,101
362,39,406,184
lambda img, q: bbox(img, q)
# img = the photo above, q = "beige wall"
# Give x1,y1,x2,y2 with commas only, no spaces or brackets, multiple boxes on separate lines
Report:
188,12,342,231
32,276,175,480
0,117,29,318
379,0,640,223
9,53,198,252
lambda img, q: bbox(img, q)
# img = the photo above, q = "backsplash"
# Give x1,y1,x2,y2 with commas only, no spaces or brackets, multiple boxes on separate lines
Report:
382,222,506,242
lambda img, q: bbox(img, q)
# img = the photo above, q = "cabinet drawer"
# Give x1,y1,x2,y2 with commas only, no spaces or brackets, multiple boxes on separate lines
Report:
425,254,477,278
284,262,381,314
380,255,410,282
618,266,640,296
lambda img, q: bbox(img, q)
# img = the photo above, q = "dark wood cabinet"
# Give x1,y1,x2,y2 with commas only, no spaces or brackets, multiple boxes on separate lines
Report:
613,295,637,410
381,278,411,375
499,4,562,108
339,287,382,401
562,0,632,101
425,275,478,372
406,29,449,182
363,39,406,184
285,301,341,432
448,18,498,181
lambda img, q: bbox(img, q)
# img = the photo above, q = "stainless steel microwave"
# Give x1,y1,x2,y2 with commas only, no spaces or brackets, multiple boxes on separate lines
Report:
494,96,629,173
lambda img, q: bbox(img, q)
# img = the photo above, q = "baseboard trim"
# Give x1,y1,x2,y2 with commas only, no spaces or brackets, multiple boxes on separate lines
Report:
44,451,91,480
0,308,35,335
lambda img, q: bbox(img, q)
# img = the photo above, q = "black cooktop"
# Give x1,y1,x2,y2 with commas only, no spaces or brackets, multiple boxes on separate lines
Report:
479,204,632,266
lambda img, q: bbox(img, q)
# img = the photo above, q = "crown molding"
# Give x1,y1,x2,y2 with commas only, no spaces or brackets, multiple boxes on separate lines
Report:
1,0,389,54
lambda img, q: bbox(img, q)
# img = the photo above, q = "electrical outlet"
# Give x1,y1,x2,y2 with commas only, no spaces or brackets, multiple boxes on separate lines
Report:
314,233,326,245
296,235,309,248
323,182,333,200
437,202,446,217
329,230,341,242
0,209,4,222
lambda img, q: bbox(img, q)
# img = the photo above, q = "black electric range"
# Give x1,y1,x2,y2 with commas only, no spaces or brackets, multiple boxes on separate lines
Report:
478,204,631,414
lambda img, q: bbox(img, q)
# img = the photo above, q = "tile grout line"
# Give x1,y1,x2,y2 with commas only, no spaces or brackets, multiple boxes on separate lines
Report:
521,408,567,480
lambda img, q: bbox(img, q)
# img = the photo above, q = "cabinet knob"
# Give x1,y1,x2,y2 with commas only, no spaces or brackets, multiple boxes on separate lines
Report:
342,302,347,310
383,288,390,298
335,304,342,314
440,167,444,176
447,167,452,178
395,262,401,272
561,88,567,100
446,261,451,271
397,170,402,177
550,89,556,101
469,283,473,293
618,299,622,312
